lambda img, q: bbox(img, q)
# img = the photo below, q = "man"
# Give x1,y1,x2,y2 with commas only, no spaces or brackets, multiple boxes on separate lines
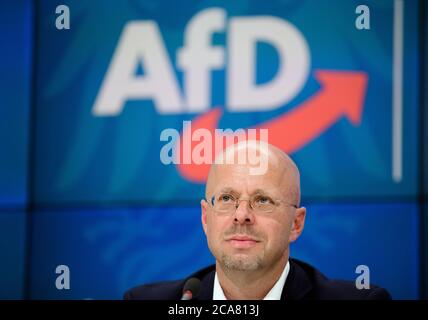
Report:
125,141,391,300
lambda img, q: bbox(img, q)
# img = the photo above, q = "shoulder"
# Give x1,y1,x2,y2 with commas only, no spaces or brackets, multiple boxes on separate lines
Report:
124,279,184,300
124,265,216,300
290,258,392,300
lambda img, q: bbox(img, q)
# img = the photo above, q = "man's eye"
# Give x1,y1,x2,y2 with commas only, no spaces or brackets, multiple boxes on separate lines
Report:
219,194,234,202
255,196,273,204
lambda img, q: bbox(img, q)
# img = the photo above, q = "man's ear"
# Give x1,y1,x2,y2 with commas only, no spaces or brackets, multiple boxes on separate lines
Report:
289,207,306,243
201,199,208,235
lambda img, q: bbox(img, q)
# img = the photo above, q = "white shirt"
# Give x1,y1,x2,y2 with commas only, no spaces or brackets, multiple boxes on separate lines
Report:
213,261,290,300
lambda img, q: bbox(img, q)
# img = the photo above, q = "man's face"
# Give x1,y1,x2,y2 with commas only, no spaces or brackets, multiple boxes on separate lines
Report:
201,159,305,272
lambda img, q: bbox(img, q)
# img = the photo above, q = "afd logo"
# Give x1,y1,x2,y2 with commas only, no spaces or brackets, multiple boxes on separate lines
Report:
93,7,313,114
93,7,368,183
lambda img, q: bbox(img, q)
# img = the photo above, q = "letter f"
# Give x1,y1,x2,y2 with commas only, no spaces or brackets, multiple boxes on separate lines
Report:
177,8,226,112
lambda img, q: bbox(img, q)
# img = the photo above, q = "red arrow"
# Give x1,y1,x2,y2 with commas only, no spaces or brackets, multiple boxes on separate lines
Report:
175,70,368,182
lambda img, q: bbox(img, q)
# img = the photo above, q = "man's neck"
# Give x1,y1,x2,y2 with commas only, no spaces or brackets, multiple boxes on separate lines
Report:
215,255,289,300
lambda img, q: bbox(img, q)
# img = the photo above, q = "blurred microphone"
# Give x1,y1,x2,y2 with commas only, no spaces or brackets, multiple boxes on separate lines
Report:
181,277,201,300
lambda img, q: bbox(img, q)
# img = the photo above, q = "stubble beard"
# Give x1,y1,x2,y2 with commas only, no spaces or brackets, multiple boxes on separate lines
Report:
219,251,265,271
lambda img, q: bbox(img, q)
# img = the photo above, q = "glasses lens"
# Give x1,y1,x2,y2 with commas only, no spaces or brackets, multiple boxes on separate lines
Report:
251,195,276,212
214,193,236,212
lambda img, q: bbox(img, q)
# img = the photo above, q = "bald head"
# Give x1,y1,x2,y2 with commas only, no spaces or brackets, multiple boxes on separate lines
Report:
205,141,301,207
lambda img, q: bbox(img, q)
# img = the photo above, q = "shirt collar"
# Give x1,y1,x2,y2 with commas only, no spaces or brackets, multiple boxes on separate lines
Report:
213,260,290,300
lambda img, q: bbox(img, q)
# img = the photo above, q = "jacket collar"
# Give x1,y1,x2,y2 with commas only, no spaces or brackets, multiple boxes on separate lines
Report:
193,259,312,300
280,258,313,300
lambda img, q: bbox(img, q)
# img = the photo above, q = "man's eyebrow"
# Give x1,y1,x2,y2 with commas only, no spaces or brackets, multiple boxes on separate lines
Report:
215,188,280,198
252,189,272,196
218,188,275,196
219,187,238,194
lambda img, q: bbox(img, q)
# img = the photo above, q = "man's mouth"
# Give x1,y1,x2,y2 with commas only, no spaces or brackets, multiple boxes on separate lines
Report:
225,235,260,249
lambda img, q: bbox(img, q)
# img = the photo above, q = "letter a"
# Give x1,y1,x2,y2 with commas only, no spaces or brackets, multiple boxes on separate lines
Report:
355,5,370,30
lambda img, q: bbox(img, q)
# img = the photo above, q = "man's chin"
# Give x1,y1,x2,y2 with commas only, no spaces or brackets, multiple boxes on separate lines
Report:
220,253,263,271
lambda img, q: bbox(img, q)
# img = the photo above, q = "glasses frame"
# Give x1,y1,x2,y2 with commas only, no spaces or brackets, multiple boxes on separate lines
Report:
205,193,298,214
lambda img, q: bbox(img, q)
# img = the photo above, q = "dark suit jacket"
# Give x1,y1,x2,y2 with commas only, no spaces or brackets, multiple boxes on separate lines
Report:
124,258,391,300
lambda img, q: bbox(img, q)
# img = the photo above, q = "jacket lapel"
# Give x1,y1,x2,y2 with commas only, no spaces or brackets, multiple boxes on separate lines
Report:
196,270,215,300
281,259,313,300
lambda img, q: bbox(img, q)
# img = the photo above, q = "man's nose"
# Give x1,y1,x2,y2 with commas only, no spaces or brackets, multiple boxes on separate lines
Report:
233,200,255,224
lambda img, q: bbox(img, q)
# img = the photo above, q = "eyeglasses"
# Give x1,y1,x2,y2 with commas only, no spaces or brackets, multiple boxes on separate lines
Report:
206,192,298,214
